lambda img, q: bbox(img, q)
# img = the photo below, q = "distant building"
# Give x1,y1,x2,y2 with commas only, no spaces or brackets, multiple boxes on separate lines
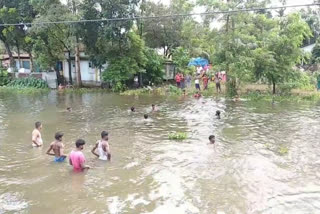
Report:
0,54,33,72
61,51,107,86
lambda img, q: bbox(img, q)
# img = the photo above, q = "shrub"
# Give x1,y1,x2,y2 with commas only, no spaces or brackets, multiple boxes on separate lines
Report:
8,77,48,89
0,68,11,86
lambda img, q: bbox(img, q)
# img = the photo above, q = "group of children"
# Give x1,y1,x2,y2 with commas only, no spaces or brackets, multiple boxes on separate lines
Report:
31,104,219,172
32,122,111,172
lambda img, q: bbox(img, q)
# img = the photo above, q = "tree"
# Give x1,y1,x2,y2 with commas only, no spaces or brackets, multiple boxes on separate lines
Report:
253,14,312,94
142,0,193,58
31,0,74,83
312,38,320,63
102,32,147,91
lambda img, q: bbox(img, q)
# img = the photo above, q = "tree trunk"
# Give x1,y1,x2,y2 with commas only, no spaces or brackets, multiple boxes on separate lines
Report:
28,52,34,72
272,81,276,94
75,37,82,87
68,51,72,84
16,42,22,71
3,41,15,69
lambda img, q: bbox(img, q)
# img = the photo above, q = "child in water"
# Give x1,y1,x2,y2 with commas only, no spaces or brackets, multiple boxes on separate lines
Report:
91,131,111,161
46,132,67,162
194,91,201,99
216,110,221,119
69,139,90,172
152,104,156,112
144,114,149,119
131,106,136,112
209,135,215,144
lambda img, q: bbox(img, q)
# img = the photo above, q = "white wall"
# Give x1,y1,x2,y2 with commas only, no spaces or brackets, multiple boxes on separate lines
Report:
62,60,101,83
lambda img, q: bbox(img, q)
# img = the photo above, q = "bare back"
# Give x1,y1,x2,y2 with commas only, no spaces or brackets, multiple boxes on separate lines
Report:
51,141,64,157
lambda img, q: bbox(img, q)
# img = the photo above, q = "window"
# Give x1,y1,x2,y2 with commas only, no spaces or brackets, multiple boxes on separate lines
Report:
22,61,30,69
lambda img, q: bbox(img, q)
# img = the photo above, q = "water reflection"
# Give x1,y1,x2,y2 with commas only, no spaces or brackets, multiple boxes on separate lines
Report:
0,92,319,213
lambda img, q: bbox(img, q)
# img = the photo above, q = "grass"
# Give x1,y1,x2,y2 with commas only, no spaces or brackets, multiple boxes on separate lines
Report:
63,88,110,94
168,132,188,140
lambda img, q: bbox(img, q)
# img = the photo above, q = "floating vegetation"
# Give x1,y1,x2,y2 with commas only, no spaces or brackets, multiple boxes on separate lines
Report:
168,132,188,140
278,146,289,155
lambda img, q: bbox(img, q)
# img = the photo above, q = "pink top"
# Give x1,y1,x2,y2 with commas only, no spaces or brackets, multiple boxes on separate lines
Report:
69,150,86,172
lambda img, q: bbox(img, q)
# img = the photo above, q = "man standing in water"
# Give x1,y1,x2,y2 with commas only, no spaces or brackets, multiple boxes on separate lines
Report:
69,139,90,172
91,131,111,161
46,132,67,162
32,121,43,147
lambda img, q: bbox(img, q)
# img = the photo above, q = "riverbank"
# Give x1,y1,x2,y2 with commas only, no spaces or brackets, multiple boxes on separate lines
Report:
1,83,320,102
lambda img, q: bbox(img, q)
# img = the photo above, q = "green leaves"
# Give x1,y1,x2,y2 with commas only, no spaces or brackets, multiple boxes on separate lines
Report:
8,77,48,89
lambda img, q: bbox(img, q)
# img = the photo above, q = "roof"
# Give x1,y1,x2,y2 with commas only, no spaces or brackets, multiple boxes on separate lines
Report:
0,53,30,60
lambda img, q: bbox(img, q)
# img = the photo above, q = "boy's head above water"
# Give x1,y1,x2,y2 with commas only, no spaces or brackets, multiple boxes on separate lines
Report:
131,106,135,112
101,131,109,140
144,114,149,119
35,121,42,129
76,139,86,150
209,135,215,144
54,132,64,141
216,110,221,116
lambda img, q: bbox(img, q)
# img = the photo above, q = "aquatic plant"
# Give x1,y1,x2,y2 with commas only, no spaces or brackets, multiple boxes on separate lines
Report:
278,146,289,155
8,77,48,89
120,88,152,96
168,132,188,140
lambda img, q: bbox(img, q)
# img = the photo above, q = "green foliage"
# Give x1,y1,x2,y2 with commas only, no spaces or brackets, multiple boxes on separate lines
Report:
8,78,48,89
168,132,188,140
102,32,147,92
168,85,182,95
143,48,164,85
0,68,11,86
172,47,190,73
312,39,320,63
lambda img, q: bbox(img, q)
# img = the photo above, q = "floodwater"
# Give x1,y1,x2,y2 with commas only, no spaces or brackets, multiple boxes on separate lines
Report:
0,91,320,214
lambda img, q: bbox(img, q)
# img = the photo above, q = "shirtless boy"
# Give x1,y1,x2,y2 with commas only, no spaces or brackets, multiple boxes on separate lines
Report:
91,131,111,161
46,132,67,162
32,122,43,147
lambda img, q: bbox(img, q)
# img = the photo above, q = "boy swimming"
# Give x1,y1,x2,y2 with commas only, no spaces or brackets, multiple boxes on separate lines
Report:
32,121,43,147
216,110,221,119
69,139,90,172
152,104,156,112
194,91,201,99
46,132,67,162
131,106,136,112
209,135,215,144
91,131,111,161
144,114,149,119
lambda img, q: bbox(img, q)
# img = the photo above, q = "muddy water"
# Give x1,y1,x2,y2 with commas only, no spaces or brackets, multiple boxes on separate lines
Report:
0,91,320,214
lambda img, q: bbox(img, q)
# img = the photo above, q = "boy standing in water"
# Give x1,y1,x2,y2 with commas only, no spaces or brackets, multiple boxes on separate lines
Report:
32,121,43,147
91,131,111,161
46,132,66,162
152,104,156,112
69,139,90,172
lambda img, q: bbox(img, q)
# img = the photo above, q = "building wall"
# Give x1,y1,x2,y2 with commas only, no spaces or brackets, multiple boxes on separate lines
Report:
62,60,101,84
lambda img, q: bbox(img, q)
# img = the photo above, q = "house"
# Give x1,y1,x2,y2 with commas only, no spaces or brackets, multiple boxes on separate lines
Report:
0,53,32,72
0,51,106,88
301,43,316,53
61,51,106,86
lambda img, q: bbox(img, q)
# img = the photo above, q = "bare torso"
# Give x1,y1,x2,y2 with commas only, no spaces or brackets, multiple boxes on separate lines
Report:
32,129,43,147
51,141,64,157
